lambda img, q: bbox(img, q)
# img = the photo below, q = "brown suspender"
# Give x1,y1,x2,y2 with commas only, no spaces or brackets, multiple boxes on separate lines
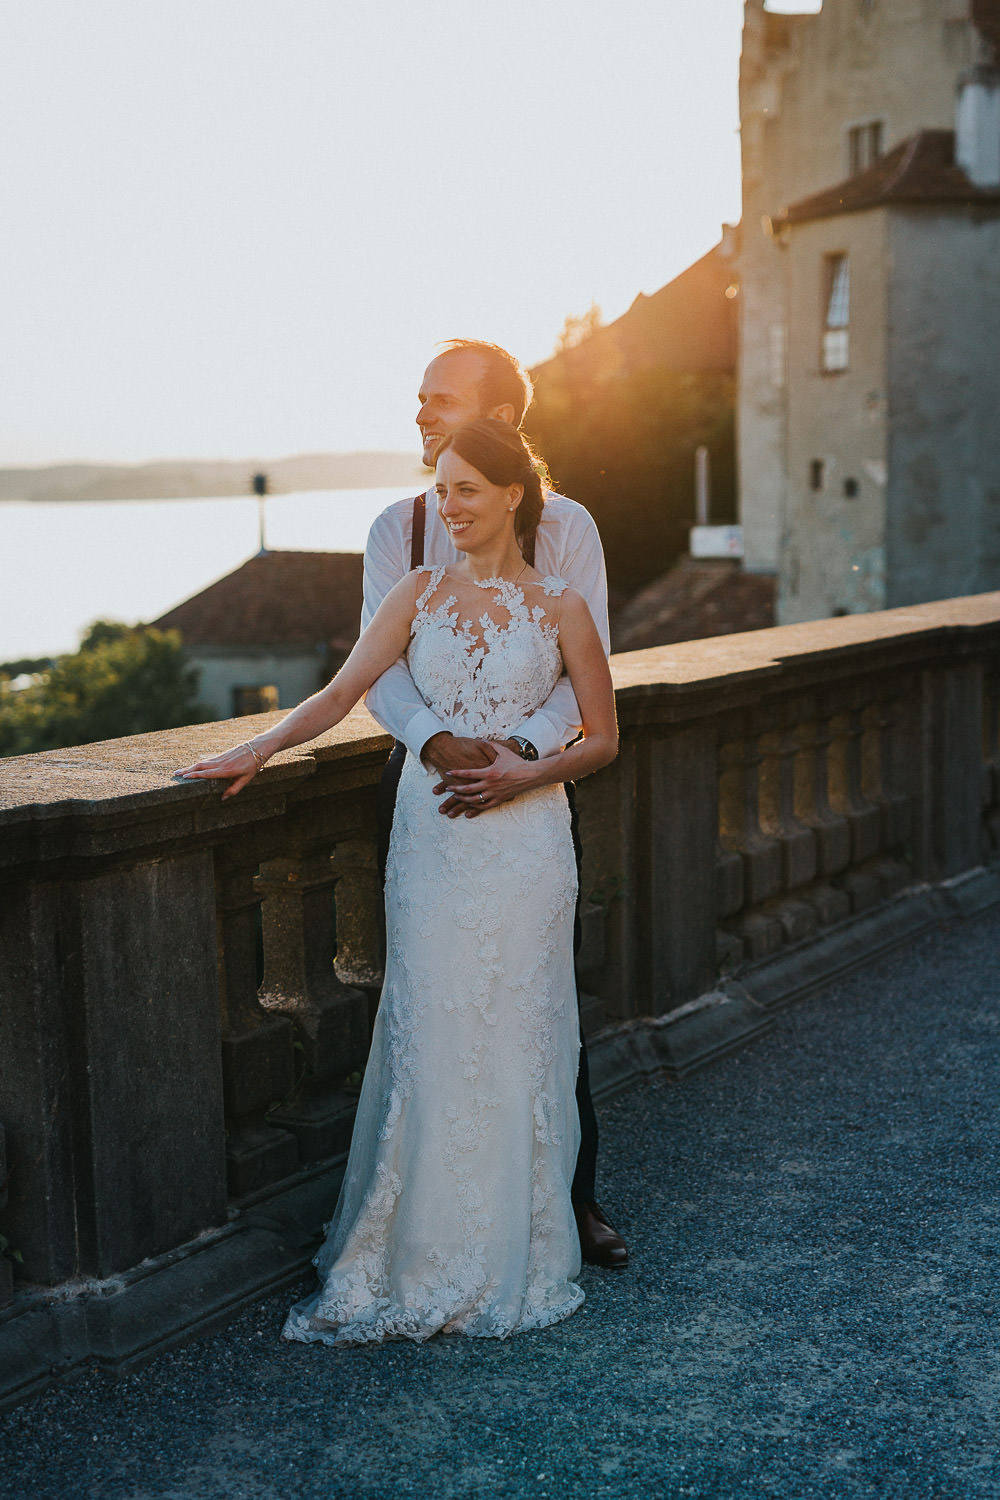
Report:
410,491,426,570
409,488,535,569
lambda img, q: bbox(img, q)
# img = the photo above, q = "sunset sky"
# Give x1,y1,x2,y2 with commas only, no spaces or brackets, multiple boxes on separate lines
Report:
0,0,794,467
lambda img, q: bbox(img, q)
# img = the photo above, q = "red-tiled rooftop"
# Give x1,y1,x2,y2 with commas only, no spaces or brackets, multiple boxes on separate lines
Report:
151,550,363,650
778,130,1000,226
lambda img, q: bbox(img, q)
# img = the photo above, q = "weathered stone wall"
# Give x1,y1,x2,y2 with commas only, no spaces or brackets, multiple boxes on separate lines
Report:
886,207,1000,606
1,595,999,1406
738,0,983,575
780,209,889,621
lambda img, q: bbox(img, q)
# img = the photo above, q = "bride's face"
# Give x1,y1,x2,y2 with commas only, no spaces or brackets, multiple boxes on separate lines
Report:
434,450,522,553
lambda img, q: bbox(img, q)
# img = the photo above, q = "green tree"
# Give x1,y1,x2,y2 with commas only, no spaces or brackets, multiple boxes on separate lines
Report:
525,359,735,595
0,621,209,757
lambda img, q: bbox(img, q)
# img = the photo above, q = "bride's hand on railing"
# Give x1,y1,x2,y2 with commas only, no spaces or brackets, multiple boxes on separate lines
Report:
173,740,266,800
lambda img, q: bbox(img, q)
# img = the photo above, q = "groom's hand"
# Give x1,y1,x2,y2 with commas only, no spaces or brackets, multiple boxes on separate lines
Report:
424,732,497,817
437,740,536,818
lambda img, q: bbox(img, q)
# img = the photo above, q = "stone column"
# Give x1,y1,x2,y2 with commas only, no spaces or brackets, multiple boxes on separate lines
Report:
641,723,719,1013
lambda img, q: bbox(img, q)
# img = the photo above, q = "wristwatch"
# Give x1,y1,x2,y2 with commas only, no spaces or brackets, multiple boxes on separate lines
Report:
509,735,539,762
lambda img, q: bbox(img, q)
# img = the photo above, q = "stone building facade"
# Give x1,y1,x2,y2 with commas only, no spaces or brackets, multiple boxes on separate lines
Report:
738,0,1000,621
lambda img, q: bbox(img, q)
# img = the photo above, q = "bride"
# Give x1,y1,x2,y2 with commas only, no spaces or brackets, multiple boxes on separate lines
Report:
176,419,618,1344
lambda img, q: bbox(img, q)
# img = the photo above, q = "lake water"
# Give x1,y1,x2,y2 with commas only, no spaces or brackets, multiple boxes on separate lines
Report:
1,486,422,663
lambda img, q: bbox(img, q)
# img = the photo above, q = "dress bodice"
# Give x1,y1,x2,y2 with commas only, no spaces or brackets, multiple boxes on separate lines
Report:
406,566,567,741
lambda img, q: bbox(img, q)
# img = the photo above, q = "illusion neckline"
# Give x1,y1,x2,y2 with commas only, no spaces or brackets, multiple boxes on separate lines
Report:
433,567,543,591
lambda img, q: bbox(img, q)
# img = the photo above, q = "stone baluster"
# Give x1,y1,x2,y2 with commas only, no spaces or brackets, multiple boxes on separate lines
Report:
718,725,784,958
256,809,370,1164
329,832,385,1034
826,703,884,912
792,707,852,927
758,722,818,891
866,694,912,847
861,694,914,897
214,833,299,1200
757,721,820,944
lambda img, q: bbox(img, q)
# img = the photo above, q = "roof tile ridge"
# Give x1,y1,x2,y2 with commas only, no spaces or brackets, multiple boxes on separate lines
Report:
879,131,926,199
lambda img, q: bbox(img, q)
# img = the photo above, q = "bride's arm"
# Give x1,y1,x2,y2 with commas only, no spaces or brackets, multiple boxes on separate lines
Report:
523,589,618,787
445,589,617,808
174,573,420,797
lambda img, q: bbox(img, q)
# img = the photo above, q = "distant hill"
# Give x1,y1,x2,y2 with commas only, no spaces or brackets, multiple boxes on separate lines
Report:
0,451,428,503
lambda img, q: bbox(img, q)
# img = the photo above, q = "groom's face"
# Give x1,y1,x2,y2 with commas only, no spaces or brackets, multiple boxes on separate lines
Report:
416,352,488,467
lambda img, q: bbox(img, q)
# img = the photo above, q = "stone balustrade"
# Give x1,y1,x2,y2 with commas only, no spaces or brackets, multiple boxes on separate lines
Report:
2,592,999,1407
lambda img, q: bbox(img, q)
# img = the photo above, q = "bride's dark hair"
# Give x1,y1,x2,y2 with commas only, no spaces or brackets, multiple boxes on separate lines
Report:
435,419,551,562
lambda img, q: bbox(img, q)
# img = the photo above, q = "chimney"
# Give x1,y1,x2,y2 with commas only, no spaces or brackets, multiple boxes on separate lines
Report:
956,65,1000,187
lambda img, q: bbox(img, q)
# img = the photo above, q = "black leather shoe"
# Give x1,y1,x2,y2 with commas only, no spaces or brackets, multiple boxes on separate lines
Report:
574,1201,628,1268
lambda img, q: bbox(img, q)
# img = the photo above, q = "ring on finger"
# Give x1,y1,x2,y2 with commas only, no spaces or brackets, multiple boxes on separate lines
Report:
479,793,486,803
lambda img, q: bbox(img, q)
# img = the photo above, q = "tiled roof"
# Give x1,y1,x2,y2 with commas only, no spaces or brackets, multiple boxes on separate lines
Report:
779,130,1000,226
611,559,775,653
151,550,364,650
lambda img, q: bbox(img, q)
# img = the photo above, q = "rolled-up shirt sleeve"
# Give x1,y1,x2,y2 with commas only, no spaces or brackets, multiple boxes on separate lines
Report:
361,502,450,759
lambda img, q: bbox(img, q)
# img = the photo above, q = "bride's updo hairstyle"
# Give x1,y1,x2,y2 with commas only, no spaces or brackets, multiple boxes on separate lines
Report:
436,419,551,563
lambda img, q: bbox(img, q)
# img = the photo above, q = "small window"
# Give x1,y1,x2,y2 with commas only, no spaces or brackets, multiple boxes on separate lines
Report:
847,120,884,175
843,477,859,498
821,254,850,373
232,684,279,716
810,459,825,492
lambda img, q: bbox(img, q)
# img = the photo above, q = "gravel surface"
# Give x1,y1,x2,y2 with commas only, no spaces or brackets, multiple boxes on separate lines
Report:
3,906,1000,1499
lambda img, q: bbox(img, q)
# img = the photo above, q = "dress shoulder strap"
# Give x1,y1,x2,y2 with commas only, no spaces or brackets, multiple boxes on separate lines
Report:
414,565,447,613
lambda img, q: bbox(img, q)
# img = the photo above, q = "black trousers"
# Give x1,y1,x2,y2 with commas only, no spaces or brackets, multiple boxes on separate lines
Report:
376,743,599,1206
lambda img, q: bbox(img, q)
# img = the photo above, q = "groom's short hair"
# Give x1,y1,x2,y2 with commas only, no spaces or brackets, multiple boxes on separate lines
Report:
437,339,534,427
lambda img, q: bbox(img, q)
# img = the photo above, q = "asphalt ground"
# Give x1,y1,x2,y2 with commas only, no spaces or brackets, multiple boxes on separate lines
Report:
3,904,1000,1500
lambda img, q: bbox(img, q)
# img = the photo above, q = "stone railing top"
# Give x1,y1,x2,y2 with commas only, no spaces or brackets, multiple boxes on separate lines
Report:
0,705,391,821
611,590,1000,694
2,591,999,828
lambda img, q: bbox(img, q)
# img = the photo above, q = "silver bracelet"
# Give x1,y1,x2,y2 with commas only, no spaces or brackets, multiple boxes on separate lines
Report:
243,740,265,773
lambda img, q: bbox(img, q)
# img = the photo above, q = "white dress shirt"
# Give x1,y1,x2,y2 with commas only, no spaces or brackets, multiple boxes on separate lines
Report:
362,487,610,761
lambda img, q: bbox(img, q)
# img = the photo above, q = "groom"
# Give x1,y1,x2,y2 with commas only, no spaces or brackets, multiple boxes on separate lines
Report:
361,338,628,1270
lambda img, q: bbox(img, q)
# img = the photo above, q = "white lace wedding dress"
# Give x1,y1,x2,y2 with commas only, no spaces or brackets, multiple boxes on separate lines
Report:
282,567,584,1346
